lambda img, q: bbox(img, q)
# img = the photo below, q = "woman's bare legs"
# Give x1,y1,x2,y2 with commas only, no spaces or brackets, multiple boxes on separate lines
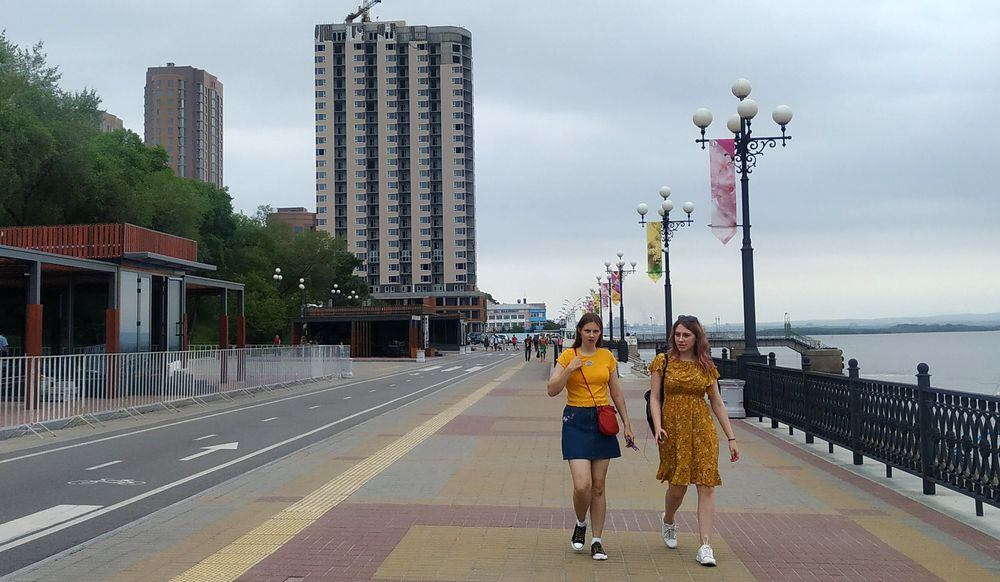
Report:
695,484,716,545
589,459,610,538
568,460,593,523
663,483,688,523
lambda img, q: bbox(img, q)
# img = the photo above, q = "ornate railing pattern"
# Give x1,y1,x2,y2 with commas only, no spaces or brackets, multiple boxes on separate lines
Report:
717,356,999,516
0,224,197,262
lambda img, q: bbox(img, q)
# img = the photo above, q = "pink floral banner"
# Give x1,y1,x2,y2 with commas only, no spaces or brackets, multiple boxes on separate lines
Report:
610,271,621,305
600,282,609,311
709,139,737,244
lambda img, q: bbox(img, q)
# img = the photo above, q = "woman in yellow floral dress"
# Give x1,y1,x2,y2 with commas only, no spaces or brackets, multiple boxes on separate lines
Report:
648,315,740,567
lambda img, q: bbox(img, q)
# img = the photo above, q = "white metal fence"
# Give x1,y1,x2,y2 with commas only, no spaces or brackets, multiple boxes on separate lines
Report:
0,345,352,436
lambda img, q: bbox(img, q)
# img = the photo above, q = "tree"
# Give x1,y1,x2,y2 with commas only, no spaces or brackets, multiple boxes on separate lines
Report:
0,33,101,226
542,320,561,330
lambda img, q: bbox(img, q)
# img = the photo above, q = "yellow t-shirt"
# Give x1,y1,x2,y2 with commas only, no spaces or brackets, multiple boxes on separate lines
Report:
556,347,617,407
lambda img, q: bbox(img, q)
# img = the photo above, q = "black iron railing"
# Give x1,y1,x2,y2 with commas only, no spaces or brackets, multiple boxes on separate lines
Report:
716,355,999,516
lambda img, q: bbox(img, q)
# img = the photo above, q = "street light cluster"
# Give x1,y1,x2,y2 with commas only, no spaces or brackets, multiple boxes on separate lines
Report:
573,78,792,362
595,252,637,361
691,78,793,361
637,186,695,335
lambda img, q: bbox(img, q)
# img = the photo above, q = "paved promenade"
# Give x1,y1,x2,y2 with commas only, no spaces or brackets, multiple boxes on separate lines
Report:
8,354,998,581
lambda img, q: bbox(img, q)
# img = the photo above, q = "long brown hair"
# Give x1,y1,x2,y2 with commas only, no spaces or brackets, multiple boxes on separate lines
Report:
668,315,716,376
571,312,604,349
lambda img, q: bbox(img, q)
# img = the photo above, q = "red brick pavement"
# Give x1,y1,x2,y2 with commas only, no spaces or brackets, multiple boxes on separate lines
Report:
237,503,942,582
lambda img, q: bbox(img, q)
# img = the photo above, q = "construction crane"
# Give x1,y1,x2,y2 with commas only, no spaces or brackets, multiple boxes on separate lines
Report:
345,0,381,23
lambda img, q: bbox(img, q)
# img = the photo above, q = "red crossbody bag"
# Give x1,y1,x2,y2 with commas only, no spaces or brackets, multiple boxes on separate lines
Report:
575,349,619,436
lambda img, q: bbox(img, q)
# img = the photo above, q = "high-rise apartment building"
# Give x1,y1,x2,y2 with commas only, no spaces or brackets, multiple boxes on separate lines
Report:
144,63,223,188
313,20,482,328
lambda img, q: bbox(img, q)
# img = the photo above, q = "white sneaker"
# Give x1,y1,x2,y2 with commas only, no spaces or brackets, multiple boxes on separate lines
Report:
660,514,678,549
696,544,716,567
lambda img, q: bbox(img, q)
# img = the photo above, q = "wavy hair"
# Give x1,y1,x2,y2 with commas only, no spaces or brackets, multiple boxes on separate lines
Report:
571,312,604,349
668,315,716,376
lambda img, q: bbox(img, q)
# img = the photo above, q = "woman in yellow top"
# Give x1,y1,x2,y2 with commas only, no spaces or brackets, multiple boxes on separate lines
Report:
648,315,740,567
547,313,634,561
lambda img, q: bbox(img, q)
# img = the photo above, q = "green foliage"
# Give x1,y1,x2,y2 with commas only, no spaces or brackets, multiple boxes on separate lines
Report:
542,320,561,330
0,33,369,344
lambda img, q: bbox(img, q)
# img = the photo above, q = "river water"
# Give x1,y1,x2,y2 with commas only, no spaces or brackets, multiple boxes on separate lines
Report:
639,330,1000,396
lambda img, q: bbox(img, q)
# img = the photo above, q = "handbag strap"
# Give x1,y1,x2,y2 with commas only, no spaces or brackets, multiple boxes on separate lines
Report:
574,348,600,407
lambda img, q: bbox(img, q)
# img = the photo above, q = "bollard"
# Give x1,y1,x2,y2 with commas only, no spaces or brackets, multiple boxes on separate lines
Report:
802,356,814,443
848,359,862,465
768,352,778,429
916,363,936,495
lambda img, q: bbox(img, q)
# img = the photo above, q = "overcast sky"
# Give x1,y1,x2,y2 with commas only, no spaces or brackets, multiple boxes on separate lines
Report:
5,1,1000,325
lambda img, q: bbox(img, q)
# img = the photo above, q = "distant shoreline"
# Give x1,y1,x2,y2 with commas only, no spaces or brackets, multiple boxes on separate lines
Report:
773,324,1000,336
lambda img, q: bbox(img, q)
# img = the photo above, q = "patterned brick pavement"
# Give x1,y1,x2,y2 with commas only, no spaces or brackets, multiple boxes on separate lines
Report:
9,356,998,581
224,358,999,581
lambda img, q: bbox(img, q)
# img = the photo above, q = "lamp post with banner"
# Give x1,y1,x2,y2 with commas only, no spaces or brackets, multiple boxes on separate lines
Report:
637,185,695,336
693,78,793,363
612,252,637,362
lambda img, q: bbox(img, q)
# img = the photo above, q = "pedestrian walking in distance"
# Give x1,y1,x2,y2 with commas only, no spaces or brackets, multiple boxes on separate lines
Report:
547,313,634,561
523,335,533,361
647,315,740,567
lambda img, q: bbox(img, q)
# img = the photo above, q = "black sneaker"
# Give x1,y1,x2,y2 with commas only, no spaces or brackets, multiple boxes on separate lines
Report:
570,523,586,551
591,541,608,560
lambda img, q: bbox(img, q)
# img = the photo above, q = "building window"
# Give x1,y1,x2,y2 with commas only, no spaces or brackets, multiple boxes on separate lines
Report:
317,218,327,225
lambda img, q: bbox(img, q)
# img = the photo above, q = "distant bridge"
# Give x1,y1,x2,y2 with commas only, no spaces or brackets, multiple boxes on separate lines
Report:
635,330,831,355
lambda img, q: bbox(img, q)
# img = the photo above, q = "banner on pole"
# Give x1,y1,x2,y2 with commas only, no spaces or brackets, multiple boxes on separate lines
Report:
709,139,737,244
646,222,663,282
610,271,621,305
600,282,609,311
592,290,601,316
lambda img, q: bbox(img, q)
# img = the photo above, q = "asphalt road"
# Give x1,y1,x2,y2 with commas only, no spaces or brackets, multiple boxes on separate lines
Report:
0,351,516,576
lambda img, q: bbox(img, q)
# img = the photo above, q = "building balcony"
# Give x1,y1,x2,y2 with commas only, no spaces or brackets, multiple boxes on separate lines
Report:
0,223,198,263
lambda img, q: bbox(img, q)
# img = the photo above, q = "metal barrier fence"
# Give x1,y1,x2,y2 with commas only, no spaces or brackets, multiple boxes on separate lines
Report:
0,345,352,437
718,356,999,516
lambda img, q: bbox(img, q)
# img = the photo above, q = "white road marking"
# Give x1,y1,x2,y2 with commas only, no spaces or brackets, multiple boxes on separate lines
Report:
194,434,217,441
308,405,321,410
466,366,485,372
388,384,396,387
343,396,352,400
368,389,376,392
84,460,122,471
179,442,240,462
0,365,436,466
409,373,420,376
442,366,461,372
419,366,441,371
261,417,278,423
0,505,103,545
0,357,512,554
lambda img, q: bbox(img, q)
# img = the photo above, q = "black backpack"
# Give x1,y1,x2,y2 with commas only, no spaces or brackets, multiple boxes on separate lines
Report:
643,358,667,436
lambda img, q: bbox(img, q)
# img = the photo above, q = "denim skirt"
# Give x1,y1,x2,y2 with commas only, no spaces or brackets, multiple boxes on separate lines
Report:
561,405,621,460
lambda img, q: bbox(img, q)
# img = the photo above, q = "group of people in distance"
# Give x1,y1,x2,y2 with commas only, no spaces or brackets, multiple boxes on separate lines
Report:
482,333,564,362
546,313,739,566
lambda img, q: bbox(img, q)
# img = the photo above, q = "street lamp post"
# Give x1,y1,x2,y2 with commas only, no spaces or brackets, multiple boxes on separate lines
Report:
603,263,616,342
613,252,637,362
693,78,793,362
298,278,306,316
637,186,695,337
272,267,283,283
596,275,611,342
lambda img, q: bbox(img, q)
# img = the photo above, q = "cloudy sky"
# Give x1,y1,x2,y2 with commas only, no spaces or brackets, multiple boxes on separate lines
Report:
5,1,999,326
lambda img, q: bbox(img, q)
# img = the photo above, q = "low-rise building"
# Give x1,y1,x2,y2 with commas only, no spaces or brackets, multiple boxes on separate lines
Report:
487,300,546,332
268,207,318,234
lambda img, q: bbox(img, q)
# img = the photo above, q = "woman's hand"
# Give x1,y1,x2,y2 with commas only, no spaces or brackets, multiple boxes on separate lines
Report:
655,427,668,444
566,356,584,371
728,439,740,462
623,424,635,447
